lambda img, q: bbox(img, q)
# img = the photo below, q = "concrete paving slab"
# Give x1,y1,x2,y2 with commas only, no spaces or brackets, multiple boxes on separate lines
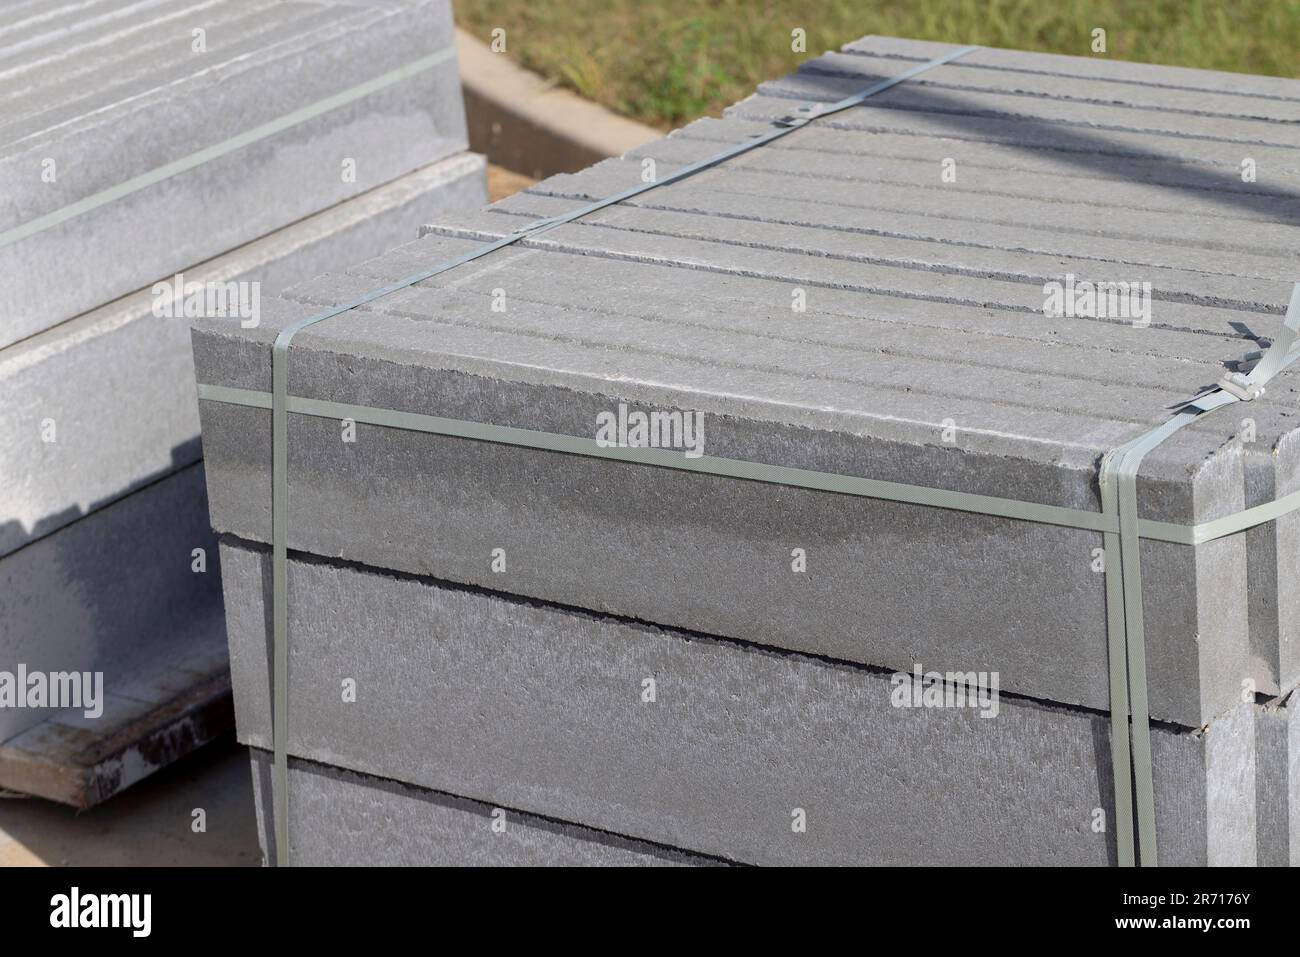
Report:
674,116,1300,186
799,50,1300,123
0,737,259,867
1292,694,1300,866
526,156,1300,260
338,237,1261,367
248,750,712,867
191,241,1294,722
843,36,1300,101
193,36,1300,728
622,134,1300,232
0,2,300,122
0,464,220,744
487,186,1289,311
0,0,467,345
1,151,485,561
193,370,1250,725
724,97,1300,174
1250,700,1291,866
221,541,1289,866
753,74,1300,147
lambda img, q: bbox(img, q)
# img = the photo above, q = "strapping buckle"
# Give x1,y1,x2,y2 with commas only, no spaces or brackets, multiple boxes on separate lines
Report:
774,102,829,127
1216,371,1265,401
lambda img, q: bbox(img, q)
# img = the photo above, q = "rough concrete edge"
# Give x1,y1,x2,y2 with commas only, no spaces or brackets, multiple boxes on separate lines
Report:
456,27,659,178
0,672,233,808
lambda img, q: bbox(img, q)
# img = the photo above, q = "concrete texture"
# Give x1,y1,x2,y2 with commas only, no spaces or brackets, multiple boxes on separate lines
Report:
1249,699,1291,866
515,158,1297,297
191,35,1300,863
0,151,485,561
674,113,1300,197
220,540,1290,867
248,750,710,867
804,47,1300,122
841,36,1300,100
456,27,659,180
0,0,469,345
0,465,221,743
192,265,1280,724
730,82,1300,170
0,668,231,808
191,35,1300,725
1293,692,1300,866
752,74,1300,150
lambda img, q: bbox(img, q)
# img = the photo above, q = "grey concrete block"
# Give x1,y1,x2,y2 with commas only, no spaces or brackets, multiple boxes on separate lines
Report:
1204,697,1294,866
0,465,221,743
842,36,1300,101
797,49,1300,123
724,97,1300,182
1272,434,1300,695
1,151,485,560
1292,693,1300,867
531,148,1298,280
220,540,1289,866
247,750,711,867
192,35,1300,729
1250,701,1291,867
751,73,1300,149
0,0,468,345
191,262,1271,726
512,161,1299,279
727,89,1300,164
674,115,1300,188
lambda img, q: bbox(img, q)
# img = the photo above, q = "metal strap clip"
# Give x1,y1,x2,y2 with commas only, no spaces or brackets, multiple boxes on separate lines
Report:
774,102,830,127
1216,372,1265,402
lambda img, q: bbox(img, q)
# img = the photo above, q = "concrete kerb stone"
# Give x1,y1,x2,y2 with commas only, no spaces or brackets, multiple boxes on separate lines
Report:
455,27,659,180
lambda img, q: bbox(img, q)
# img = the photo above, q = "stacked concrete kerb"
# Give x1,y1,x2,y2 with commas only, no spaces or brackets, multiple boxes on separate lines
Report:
193,35,1300,865
0,0,485,804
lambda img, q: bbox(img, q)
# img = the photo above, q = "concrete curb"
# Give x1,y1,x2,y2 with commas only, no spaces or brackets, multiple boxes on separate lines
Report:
456,28,659,178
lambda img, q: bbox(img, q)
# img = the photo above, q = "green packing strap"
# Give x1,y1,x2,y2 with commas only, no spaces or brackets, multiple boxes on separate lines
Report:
1100,281,1300,867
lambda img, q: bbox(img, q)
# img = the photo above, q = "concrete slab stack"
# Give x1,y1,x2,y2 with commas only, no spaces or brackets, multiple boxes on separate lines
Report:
193,36,1299,864
0,0,485,803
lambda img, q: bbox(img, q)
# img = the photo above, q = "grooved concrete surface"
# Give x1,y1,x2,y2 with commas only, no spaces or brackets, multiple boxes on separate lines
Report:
195,36,1300,864
0,0,467,343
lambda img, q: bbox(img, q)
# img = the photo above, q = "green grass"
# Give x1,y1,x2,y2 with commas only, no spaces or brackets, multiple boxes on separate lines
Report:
454,0,1300,129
